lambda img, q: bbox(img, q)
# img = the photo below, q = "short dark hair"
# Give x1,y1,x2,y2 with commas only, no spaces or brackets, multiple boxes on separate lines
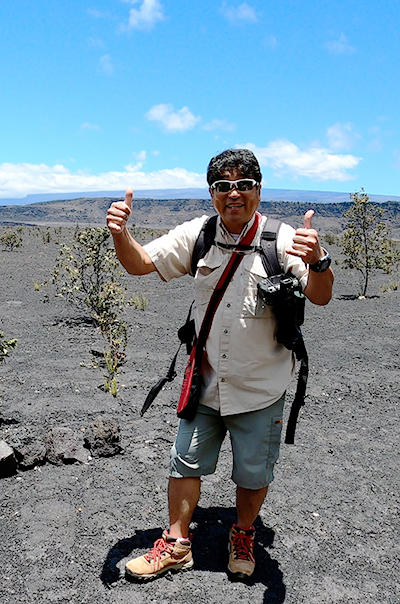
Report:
206,148,262,186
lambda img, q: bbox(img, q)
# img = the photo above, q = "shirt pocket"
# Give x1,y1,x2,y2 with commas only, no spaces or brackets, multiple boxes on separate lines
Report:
194,255,225,308
241,254,275,319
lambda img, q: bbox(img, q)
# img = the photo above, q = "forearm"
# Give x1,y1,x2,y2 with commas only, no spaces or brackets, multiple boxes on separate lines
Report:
112,228,156,275
304,267,334,305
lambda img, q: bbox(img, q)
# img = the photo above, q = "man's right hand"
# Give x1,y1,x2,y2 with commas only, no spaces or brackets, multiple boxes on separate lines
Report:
106,187,133,234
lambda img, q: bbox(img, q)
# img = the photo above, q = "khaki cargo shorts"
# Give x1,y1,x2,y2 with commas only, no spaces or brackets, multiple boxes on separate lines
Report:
170,394,285,489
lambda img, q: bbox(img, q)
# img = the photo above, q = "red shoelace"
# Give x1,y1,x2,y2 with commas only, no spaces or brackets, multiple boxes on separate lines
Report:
144,537,172,564
231,531,255,561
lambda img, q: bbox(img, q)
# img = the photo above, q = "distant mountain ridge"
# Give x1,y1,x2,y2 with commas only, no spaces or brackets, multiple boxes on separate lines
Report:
1,194,399,237
1,187,400,207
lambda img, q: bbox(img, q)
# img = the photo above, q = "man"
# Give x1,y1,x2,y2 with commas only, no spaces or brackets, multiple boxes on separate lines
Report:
106,149,333,582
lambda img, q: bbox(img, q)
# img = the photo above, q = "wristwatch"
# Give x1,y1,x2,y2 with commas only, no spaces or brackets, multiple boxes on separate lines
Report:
309,249,331,273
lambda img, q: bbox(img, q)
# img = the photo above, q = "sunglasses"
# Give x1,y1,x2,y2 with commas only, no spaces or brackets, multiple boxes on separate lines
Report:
210,178,259,193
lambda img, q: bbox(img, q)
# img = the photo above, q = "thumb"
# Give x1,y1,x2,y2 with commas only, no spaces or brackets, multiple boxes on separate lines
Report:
304,209,315,230
124,187,133,211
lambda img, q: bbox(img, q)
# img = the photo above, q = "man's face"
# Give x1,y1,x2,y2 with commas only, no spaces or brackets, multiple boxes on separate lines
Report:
209,169,261,234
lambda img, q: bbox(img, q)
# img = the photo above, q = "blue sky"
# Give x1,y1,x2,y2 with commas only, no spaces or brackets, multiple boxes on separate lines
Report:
1,0,400,201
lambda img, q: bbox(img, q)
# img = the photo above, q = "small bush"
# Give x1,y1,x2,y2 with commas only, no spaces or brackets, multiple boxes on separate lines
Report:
41,228,51,244
128,292,148,310
50,226,133,396
380,280,399,293
0,329,17,400
0,229,22,251
0,330,17,364
323,232,338,246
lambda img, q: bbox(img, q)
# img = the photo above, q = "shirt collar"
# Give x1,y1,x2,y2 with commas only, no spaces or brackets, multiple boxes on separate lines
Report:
216,211,259,244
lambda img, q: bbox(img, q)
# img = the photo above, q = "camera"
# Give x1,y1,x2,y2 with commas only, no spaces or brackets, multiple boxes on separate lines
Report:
257,273,305,351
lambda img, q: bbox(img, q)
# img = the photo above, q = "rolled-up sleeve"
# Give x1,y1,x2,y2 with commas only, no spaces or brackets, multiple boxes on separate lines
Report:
143,215,209,281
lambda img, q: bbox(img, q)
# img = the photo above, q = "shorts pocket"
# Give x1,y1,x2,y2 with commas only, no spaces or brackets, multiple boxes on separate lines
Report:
271,416,284,444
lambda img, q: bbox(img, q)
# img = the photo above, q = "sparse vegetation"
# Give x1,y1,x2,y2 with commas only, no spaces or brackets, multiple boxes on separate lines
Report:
49,226,130,395
128,292,148,310
41,228,51,244
379,280,399,293
323,232,339,246
0,330,17,364
0,329,17,400
0,228,22,251
341,189,400,297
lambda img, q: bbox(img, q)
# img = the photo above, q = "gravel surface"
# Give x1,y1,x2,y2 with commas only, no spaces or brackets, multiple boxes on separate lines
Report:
0,223,399,604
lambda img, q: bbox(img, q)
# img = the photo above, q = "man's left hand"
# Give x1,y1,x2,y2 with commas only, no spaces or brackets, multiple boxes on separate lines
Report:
286,209,324,265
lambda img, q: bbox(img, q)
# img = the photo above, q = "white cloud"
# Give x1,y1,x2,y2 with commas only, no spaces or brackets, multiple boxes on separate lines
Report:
0,162,206,199
99,54,114,75
133,150,147,162
0,136,363,199
123,0,164,31
221,2,258,25
244,139,361,181
326,33,355,55
327,122,360,151
146,104,201,132
131,150,147,169
203,118,236,132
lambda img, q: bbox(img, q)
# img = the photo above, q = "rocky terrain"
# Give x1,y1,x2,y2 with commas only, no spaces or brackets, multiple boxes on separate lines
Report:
0,205,399,604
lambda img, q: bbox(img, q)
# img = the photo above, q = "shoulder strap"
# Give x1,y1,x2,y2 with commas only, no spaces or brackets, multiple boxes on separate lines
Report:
191,215,218,276
259,217,282,276
191,215,283,277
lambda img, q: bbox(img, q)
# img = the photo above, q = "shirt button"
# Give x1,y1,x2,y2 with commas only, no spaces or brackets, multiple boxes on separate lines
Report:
221,378,226,382
223,329,228,334
226,303,231,308
222,354,226,358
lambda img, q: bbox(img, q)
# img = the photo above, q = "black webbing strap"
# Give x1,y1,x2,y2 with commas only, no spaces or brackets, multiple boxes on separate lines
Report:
258,217,282,276
284,339,309,444
190,215,217,276
140,303,194,416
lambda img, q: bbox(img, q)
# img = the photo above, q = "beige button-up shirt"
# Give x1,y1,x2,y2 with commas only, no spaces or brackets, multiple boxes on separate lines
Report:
144,212,309,416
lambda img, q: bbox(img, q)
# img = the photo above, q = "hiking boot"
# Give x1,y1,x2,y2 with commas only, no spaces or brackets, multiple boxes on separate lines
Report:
125,531,193,581
227,524,256,580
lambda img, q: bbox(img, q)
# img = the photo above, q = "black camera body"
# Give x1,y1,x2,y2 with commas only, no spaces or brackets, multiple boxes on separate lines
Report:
257,273,305,351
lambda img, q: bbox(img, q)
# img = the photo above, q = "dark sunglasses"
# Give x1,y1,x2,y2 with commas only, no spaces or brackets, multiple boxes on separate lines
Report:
210,178,259,193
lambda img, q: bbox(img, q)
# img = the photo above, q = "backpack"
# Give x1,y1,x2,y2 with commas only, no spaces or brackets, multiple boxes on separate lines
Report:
191,214,282,277
141,214,308,444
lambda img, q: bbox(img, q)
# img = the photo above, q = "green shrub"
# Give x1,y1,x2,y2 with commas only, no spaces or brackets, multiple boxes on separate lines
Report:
323,232,338,246
0,330,17,364
128,292,148,310
341,189,400,296
379,280,399,293
0,329,17,400
51,226,131,396
0,229,22,251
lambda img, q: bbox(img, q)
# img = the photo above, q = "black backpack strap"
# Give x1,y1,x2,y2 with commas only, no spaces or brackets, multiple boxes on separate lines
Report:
191,215,218,276
259,217,282,276
284,339,308,444
192,215,282,278
259,217,309,444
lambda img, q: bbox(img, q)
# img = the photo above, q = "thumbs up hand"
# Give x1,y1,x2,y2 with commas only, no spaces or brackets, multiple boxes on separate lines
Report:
106,188,133,234
286,209,324,265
